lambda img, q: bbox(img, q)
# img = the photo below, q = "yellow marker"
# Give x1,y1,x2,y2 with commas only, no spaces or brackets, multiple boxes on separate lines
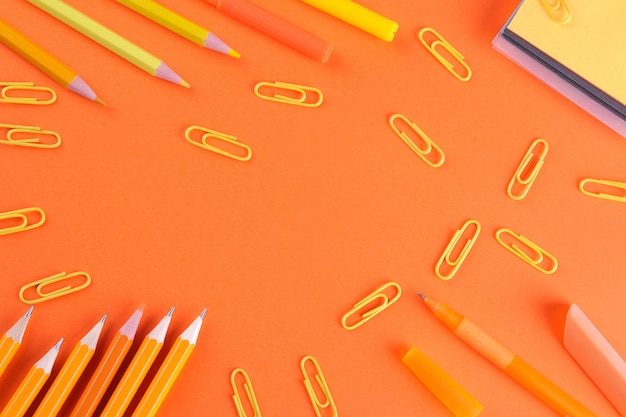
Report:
185,125,252,161
389,113,445,168
131,309,206,417
507,139,549,200
0,123,61,149
300,0,398,41
32,315,106,417
19,271,91,304
254,81,323,107
100,307,174,417
0,82,56,105
300,355,337,417
495,228,558,274
579,178,626,203
435,220,481,280
231,368,262,417
341,282,401,330
0,339,63,417
418,27,471,82
540,0,572,24
0,207,45,236
0,307,34,379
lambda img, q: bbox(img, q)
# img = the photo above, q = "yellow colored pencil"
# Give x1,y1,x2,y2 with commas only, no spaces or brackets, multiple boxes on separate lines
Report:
69,306,144,417
27,0,189,87
0,338,63,417
0,306,33,380
131,309,206,417
100,307,174,417
116,0,239,58
32,315,106,417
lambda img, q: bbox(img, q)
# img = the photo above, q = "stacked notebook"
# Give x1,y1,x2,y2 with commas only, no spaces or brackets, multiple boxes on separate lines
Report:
493,0,626,138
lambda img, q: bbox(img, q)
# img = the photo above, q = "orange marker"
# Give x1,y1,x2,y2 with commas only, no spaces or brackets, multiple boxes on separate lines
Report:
417,293,598,417
132,309,206,417
0,306,34,379
0,338,63,417
32,315,106,417
69,306,144,417
100,307,174,417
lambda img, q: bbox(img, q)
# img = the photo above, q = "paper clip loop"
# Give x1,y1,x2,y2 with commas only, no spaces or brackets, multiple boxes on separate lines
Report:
254,81,323,107
0,123,62,149
579,178,626,203
0,207,46,236
495,228,558,274
540,0,572,24
507,139,548,200
435,220,481,280
19,271,92,304
0,82,57,105
389,114,445,167
418,27,472,82
341,282,401,330
231,368,262,417
185,125,252,161
301,356,337,417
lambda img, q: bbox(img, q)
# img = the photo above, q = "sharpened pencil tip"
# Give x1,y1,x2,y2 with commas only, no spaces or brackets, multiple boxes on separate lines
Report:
55,338,64,349
25,306,34,317
417,292,427,300
229,49,240,59
200,308,207,319
180,79,190,88
100,314,108,323
95,96,106,106
167,306,175,317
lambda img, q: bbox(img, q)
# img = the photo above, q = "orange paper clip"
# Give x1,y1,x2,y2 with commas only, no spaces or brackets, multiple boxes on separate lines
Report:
507,139,548,200
540,0,572,24
435,219,481,280
19,271,92,304
0,207,45,236
254,81,323,107
185,125,252,161
231,368,262,417
495,228,558,274
0,124,61,149
341,282,401,330
301,355,337,417
0,82,57,105
579,178,626,203
418,27,471,82
389,114,444,167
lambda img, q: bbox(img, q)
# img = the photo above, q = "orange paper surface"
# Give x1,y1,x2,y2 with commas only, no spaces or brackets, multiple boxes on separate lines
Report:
1,1,625,416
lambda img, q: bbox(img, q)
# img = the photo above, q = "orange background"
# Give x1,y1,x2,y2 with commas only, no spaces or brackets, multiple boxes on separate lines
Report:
1,1,625,416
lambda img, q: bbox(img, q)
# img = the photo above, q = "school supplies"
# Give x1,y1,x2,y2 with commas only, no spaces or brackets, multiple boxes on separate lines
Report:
341,281,401,330
1,123,61,149
231,368,262,417
203,0,333,63
495,228,558,274
27,0,189,87
389,114,445,167
19,271,92,304
435,220,481,280
254,81,323,107
418,27,471,82
0,307,33,379
417,293,598,417
0,339,62,417
300,0,398,42
579,178,626,203
115,0,240,58
185,125,252,161
131,309,206,417
32,315,106,417
0,82,56,105
564,304,626,417
507,139,548,200
69,307,144,417
300,355,337,417
402,346,484,417
0,19,103,104
0,207,45,236
100,307,174,417
540,0,572,23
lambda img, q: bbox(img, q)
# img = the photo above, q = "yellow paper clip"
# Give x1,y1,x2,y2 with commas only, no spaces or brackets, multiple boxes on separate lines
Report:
0,123,62,149
389,114,445,167
418,27,472,82
579,178,626,203
435,219,481,280
185,125,252,161
231,368,262,417
540,0,572,24
19,271,92,304
300,356,337,417
341,282,401,330
495,228,558,274
0,82,57,105
507,138,548,200
254,81,323,107
0,207,46,236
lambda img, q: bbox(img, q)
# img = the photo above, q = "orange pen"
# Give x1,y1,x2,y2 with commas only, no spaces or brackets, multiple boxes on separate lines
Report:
69,306,144,417
131,308,206,417
32,314,106,417
0,338,63,417
417,293,598,417
0,306,34,380
100,307,174,417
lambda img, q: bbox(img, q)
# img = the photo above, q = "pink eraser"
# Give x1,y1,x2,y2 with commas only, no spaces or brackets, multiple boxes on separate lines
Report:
564,304,626,416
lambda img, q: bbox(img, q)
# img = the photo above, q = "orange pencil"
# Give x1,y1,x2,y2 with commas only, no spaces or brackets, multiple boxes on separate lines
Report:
100,307,174,417
0,306,34,380
0,338,63,417
32,315,107,417
69,306,144,417
132,308,206,417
